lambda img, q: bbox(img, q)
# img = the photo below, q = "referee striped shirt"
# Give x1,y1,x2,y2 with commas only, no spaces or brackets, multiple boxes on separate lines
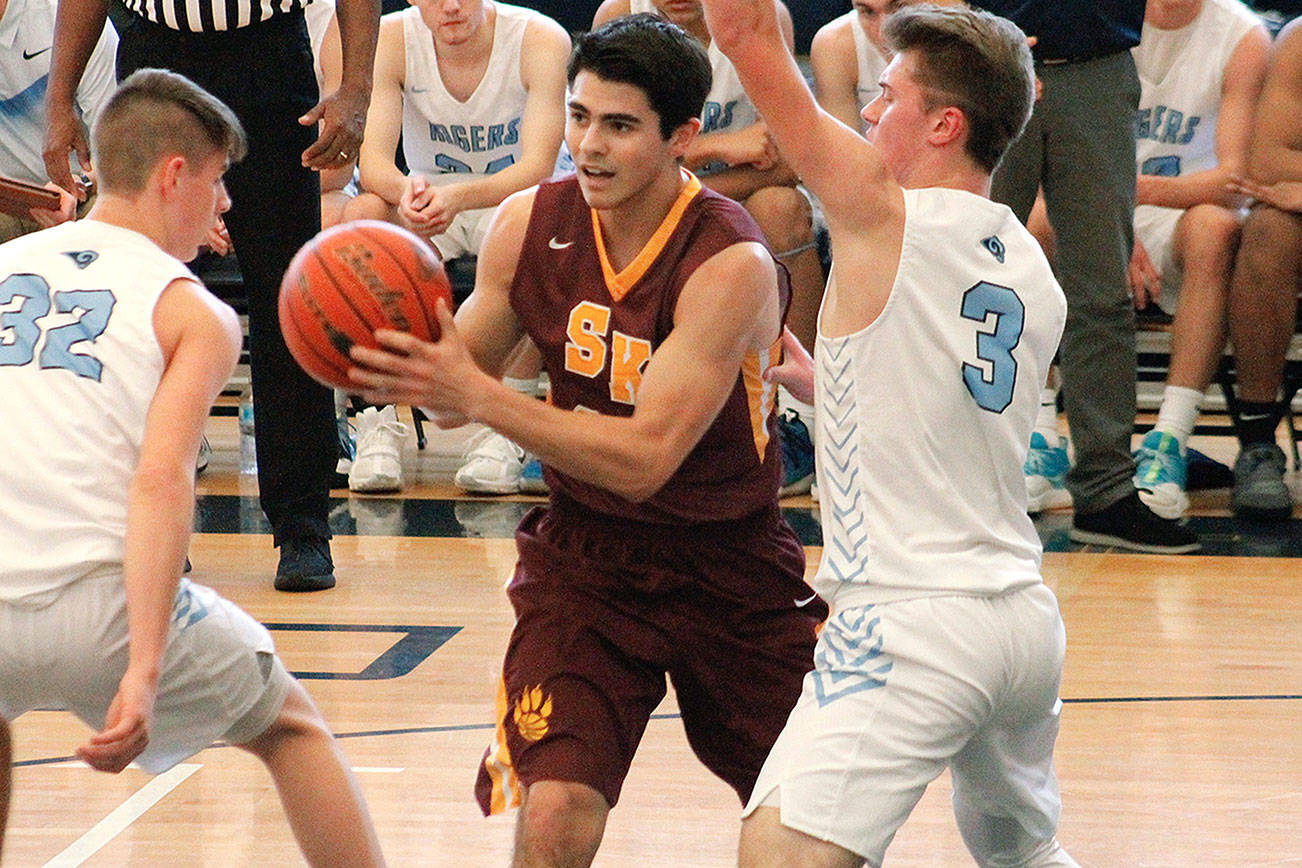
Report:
122,0,312,32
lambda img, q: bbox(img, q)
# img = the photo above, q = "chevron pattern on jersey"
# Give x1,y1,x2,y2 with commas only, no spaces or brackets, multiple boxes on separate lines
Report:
818,339,869,583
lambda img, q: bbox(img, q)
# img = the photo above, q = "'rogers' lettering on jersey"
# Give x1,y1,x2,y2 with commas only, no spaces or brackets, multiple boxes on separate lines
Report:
511,172,788,524
400,3,539,181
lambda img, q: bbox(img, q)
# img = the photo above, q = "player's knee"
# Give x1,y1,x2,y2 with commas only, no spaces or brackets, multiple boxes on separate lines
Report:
743,187,814,254
516,780,608,864
342,192,394,224
238,680,331,760
1180,204,1241,259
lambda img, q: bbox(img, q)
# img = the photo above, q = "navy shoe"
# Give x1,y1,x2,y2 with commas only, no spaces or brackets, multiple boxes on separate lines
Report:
274,535,336,592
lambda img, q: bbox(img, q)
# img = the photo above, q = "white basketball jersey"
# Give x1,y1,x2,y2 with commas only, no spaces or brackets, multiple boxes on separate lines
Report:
399,2,535,183
847,10,888,112
1132,0,1260,179
630,0,758,173
812,188,1066,610
0,0,118,183
304,0,335,89
0,221,192,600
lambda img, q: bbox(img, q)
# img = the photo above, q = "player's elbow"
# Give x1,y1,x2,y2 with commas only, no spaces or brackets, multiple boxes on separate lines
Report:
611,445,678,504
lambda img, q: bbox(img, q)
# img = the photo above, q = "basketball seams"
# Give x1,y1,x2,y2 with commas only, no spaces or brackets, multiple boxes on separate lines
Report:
281,290,352,385
361,227,443,342
309,242,387,338
278,220,453,390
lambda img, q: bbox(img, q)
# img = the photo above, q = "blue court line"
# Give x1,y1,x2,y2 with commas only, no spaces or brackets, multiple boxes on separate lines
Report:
13,697,1300,769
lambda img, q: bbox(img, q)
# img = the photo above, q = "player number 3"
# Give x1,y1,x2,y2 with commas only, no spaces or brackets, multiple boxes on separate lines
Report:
960,280,1024,414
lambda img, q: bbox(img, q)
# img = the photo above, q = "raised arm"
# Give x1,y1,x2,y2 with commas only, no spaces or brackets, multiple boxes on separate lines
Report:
43,0,112,197
1137,22,1270,211
699,0,896,227
77,280,241,773
299,0,380,170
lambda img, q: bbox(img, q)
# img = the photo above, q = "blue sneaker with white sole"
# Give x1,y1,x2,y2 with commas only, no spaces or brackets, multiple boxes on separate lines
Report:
1132,429,1188,520
1024,432,1072,512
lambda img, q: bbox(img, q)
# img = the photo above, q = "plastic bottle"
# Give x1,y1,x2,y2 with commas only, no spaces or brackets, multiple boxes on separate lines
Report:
238,387,257,475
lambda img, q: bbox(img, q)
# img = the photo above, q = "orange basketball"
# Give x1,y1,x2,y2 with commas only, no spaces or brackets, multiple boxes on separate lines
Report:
278,220,453,390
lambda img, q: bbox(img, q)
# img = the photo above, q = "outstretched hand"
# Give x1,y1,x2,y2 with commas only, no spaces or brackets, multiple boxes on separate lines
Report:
764,327,815,405
42,105,92,201
77,669,157,773
299,83,369,170
348,298,483,425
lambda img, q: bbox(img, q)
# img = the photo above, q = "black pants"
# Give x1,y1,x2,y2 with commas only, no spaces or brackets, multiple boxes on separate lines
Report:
117,11,333,543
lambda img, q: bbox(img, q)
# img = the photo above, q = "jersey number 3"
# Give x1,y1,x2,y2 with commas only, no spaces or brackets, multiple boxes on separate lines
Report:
960,281,1024,414
0,274,116,381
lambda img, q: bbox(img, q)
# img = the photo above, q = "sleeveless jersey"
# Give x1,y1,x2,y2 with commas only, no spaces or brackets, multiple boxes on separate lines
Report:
1133,0,1260,179
0,0,118,184
845,10,888,113
399,2,535,184
812,188,1066,609
304,0,335,89
511,172,788,524
630,0,759,172
0,220,193,600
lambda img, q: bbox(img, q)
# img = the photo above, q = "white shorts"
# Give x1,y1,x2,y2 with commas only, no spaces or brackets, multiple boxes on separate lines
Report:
1134,204,1184,314
431,206,496,261
0,574,291,773
745,583,1067,866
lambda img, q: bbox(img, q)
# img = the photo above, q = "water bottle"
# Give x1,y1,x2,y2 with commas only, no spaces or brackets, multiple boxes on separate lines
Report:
238,388,257,475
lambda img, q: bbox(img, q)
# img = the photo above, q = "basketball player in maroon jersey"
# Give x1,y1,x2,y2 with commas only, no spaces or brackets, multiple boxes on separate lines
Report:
350,14,825,867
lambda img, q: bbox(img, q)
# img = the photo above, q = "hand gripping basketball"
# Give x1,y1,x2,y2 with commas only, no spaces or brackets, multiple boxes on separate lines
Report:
278,220,454,390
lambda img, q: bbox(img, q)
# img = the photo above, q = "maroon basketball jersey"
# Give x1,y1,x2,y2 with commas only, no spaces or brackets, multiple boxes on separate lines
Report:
509,172,790,524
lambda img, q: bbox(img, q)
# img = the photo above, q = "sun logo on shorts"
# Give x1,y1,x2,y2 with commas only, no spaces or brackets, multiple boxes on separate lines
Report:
513,685,553,742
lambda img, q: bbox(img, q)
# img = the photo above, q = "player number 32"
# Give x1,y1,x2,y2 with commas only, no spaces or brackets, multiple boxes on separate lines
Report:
0,274,116,381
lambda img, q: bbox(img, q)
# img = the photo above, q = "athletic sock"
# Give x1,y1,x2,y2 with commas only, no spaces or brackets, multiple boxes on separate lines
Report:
1236,399,1284,448
1153,385,1203,452
1034,388,1060,445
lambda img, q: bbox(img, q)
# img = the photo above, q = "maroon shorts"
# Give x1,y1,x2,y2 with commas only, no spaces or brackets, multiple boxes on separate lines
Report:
475,497,826,815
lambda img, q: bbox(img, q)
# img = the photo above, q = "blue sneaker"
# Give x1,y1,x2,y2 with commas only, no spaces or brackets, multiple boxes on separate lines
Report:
1132,429,1188,520
778,410,815,497
520,457,549,494
1025,432,1072,512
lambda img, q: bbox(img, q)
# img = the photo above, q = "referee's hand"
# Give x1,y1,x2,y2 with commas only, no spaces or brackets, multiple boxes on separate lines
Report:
300,82,369,171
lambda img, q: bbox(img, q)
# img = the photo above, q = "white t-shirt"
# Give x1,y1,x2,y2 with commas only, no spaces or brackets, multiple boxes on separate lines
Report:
0,220,192,600
812,187,1066,610
847,10,889,112
0,0,118,183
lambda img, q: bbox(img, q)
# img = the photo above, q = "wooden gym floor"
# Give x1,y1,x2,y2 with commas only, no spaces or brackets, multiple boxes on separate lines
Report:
5,410,1301,867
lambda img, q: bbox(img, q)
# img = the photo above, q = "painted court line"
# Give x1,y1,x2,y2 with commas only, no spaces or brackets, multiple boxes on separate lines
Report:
41,763,201,868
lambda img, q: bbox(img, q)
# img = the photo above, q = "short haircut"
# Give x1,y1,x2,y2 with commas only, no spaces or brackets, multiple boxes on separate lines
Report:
884,4,1034,174
91,68,247,194
567,13,712,139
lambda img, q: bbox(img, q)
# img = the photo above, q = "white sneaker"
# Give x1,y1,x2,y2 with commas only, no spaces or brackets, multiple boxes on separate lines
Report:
348,405,408,493
455,429,526,494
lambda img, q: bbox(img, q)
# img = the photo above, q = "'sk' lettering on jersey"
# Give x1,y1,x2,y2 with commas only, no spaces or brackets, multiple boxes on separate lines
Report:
399,2,539,182
0,221,191,600
510,172,788,524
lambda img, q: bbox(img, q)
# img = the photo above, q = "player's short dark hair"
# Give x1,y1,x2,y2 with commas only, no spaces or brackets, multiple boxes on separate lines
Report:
568,12,712,139
884,4,1034,173
92,68,247,194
